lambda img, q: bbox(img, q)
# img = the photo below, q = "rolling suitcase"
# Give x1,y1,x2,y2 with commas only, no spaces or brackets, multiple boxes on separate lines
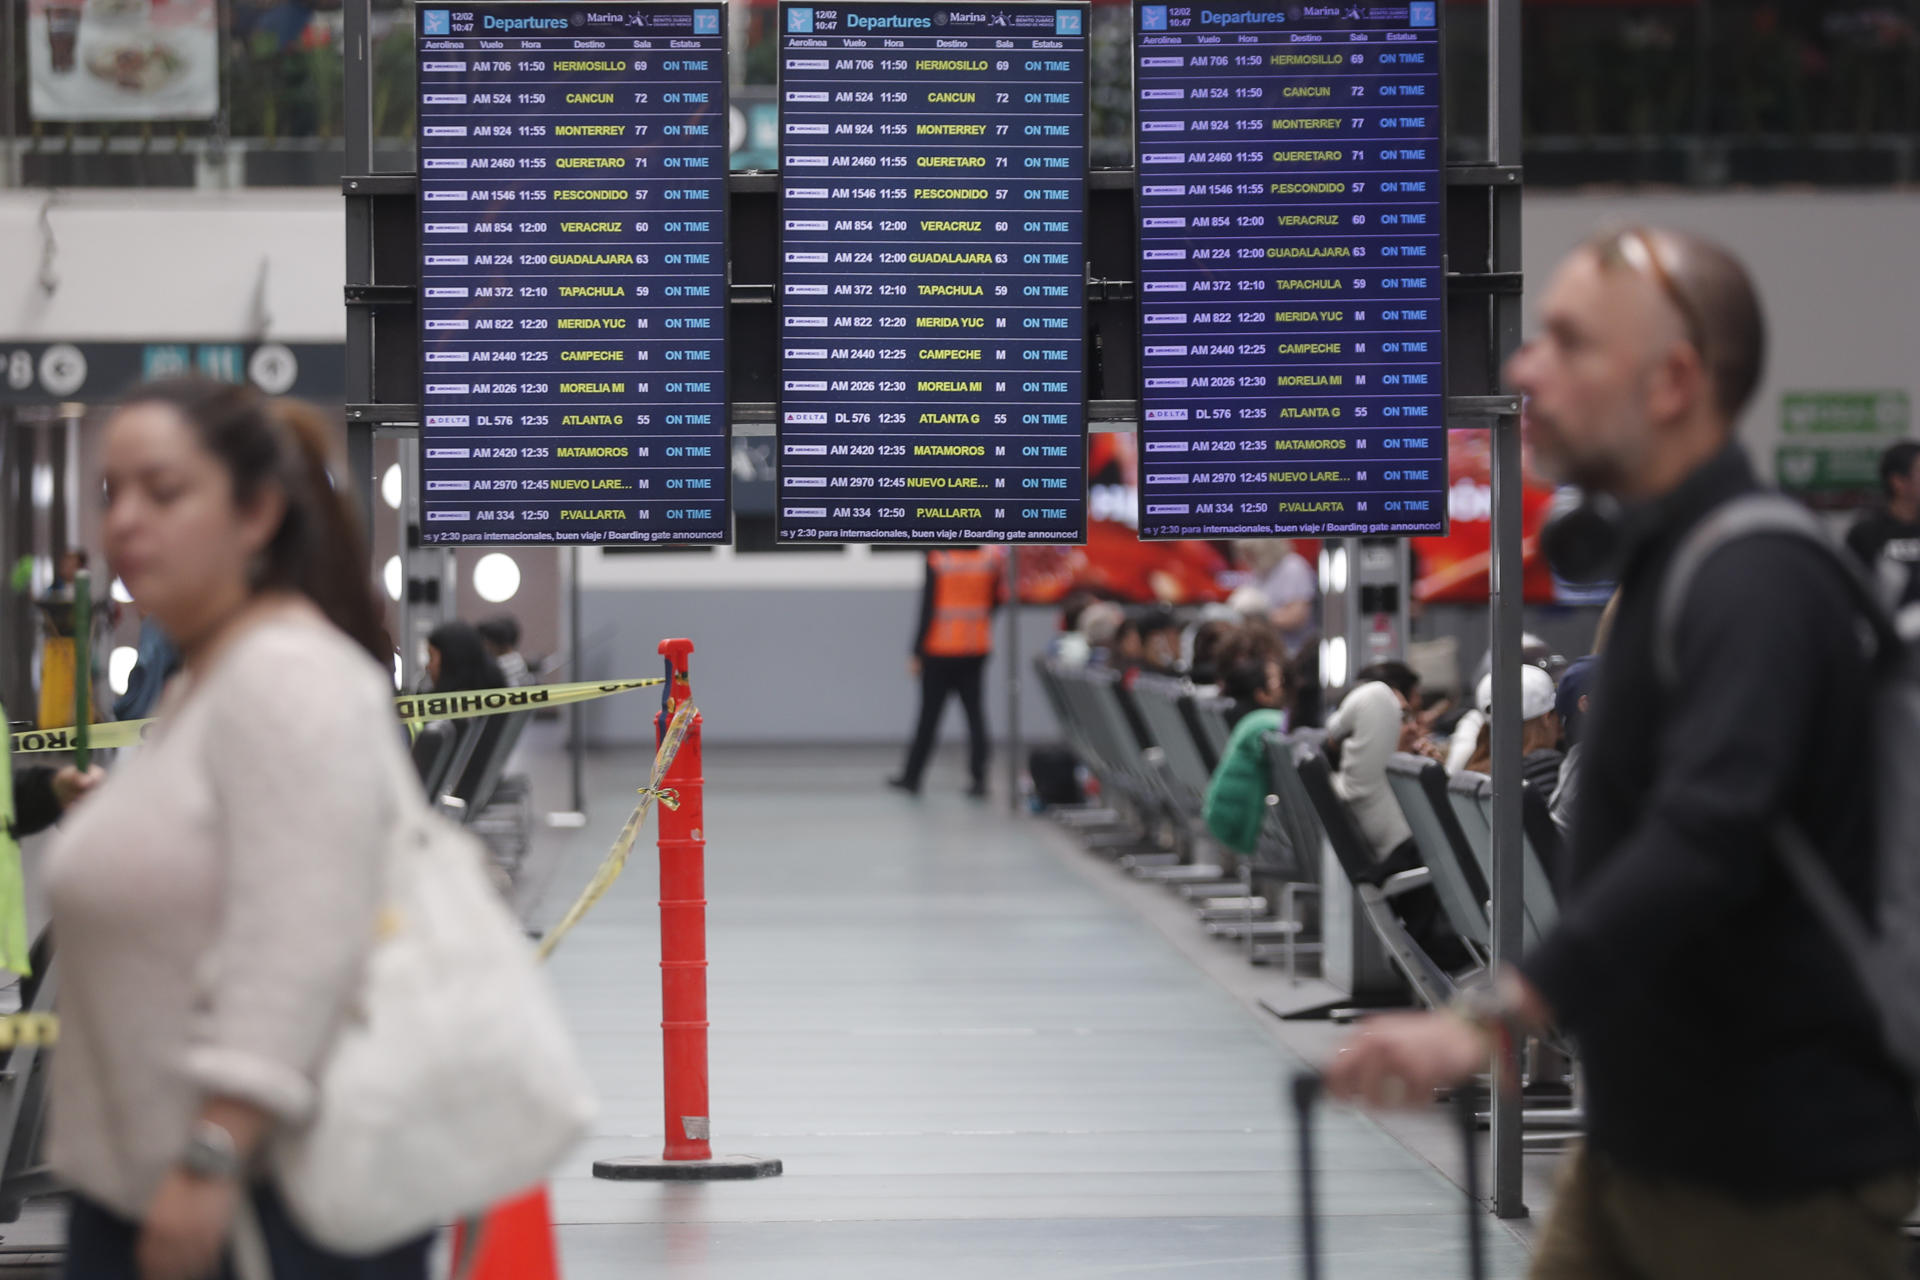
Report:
1290,1072,1487,1280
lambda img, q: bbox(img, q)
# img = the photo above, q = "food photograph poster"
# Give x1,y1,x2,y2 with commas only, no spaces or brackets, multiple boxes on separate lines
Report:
28,0,217,121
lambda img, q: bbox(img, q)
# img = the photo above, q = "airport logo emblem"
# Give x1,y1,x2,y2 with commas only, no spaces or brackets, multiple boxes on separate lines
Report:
787,6,813,32
1409,2,1435,27
1054,7,1080,35
693,7,719,32
1139,4,1166,29
421,8,449,34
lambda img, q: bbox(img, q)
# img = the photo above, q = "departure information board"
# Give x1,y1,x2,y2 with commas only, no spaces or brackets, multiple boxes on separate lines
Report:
417,2,730,545
776,0,1090,545
1132,0,1445,540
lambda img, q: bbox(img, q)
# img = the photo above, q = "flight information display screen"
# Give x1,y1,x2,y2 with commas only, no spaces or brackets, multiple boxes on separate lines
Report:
1132,0,1446,541
776,0,1091,545
417,1,730,545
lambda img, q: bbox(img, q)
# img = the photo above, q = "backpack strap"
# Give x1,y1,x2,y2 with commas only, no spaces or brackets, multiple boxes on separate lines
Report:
1655,492,1906,691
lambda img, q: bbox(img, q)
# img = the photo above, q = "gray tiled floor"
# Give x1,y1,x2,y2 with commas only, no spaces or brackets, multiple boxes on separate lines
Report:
527,744,1534,1279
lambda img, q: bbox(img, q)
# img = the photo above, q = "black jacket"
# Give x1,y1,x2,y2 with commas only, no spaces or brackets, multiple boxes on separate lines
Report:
1520,444,1920,1195
9,767,62,840
1846,510,1920,612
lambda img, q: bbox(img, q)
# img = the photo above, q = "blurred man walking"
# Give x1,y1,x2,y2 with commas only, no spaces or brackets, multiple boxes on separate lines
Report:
1325,228,1919,1279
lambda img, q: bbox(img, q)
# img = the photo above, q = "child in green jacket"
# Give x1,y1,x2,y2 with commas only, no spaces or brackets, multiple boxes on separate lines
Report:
1202,628,1291,855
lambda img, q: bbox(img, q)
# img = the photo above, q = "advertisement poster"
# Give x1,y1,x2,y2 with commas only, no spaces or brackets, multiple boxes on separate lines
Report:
1015,433,1236,605
27,0,218,121
1410,428,1564,606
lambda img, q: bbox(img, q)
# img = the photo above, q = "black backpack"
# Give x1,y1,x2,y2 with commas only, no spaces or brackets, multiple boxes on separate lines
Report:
1656,493,1920,1077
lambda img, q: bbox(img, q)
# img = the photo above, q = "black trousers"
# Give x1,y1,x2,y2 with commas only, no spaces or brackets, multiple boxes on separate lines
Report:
65,1188,431,1280
900,656,989,787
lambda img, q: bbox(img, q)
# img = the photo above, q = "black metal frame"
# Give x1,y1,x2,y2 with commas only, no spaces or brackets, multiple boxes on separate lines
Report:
342,0,1530,1216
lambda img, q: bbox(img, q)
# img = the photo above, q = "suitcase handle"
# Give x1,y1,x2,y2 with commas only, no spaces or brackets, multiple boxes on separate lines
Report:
1290,1074,1323,1280
1289,1071,1487,1280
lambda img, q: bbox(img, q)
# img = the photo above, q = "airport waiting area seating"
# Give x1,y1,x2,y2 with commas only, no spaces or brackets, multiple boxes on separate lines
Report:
417,709,536,880
1034,660,1581,1136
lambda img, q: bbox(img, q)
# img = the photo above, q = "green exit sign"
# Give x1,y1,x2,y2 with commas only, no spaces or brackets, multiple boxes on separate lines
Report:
1779,390,1909,438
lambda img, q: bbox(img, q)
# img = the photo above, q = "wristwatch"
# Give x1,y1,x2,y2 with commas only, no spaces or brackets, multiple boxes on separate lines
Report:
179,1119,242,1181
1449,974,1532,1060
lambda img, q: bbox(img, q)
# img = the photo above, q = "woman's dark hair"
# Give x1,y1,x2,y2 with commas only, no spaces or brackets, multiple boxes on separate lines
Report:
118,378,390,662
427,621,505,693
1188,618,1238,685
1215,621,1288,712
1057,590,1099,633
475,614,522,652
1354,660,1420,701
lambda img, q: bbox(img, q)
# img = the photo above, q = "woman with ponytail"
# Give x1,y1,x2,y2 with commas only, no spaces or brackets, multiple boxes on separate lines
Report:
44,377,430,1279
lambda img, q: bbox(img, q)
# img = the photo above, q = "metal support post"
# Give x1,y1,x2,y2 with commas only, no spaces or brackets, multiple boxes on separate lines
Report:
567,547,585,814
1,0,19,189
1487,0,1528,1222
545,546,587,828
1004,548,1020,811
397,434,418,690
342,0,377,545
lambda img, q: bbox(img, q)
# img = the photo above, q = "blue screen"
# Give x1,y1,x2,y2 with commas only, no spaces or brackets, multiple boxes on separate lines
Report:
776,1,1090,545
417,1,731,546
1133,0,1447,540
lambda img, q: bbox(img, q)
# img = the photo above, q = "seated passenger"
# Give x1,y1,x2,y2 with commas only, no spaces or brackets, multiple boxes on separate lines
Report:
1139,609,1182,676
1200,625,1290,856
1077,600,1126,669
1047,590,1101,667
1549,655,1596,839
1326,660,1423,863
1184,615,1239,691
411,621,508,786
1462,665,1564,798
476,613,532,687
1329,660,1468,970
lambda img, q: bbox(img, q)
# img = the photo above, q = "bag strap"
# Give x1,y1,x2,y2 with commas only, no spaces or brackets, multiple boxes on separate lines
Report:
1655,492,1906,691
1657,494,1915,1049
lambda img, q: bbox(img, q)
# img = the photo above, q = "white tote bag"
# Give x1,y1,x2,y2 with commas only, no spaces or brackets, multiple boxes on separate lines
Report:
269,804,596,1253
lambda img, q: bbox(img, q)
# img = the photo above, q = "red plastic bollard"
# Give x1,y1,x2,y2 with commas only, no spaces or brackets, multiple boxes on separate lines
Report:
592,639,781,1183
655,637,712,1162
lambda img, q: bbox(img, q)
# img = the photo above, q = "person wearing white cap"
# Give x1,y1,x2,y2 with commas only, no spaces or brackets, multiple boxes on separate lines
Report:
1460,664,1564,797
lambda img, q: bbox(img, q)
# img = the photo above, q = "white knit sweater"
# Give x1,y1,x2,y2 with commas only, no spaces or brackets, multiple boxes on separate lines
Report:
46,615,399,1218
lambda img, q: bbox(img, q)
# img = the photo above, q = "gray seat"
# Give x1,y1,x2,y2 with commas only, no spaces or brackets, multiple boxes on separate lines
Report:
1293,745,1455,1009
1130,673,1215,821
412,719,464,798
1064,666,1160,810
1447,771,1559,946
1387,753,1491,959
1180,693,1231,773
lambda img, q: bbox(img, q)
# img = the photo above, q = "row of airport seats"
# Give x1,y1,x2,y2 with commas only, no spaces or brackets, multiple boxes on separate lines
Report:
415,709,536,880
1034,657,1581,1137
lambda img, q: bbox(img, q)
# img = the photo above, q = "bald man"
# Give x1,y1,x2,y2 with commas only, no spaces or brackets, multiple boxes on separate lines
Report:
1324,229,1919,1278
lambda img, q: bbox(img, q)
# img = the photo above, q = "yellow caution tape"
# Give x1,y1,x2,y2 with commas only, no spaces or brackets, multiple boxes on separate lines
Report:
538,700,695,962
1,703,694,1039
0,1013,57,1050
10,676,666,756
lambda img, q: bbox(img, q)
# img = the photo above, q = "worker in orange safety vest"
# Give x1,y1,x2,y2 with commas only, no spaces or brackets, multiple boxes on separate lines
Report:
887,546,1008,798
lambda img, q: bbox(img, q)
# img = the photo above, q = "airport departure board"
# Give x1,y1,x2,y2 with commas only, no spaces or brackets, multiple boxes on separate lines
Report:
776,0,1091,545
417,2,730,545
1133,0,1446,540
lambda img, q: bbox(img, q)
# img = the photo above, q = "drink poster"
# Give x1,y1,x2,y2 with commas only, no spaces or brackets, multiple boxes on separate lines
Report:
28,0,218,121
